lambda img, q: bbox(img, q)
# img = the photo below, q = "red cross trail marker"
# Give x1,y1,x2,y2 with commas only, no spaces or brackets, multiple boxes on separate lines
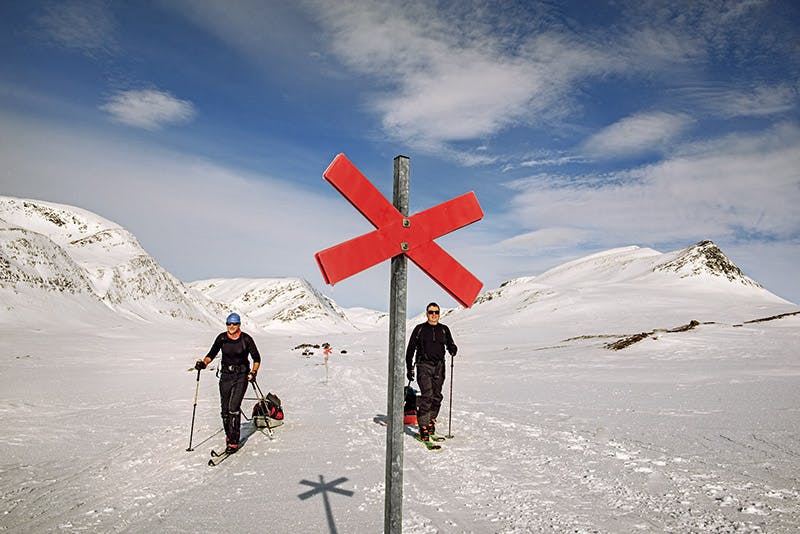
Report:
314,153,483,307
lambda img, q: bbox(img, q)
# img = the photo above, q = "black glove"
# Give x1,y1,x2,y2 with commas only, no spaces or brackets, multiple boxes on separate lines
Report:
406,369,414,381
195,360,206,370
247,370,257,383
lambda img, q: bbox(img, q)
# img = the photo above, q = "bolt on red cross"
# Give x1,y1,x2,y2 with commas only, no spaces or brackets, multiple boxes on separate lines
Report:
314,154,483,308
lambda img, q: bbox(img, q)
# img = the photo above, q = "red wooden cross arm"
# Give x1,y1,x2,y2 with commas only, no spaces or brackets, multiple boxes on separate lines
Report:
314,154,483,308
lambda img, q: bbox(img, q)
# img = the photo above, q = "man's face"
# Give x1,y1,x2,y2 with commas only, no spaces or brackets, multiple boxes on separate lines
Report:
426,307,440,325
226,322,241,335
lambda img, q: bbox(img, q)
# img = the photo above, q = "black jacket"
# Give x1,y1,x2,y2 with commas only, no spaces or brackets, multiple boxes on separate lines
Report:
205,332,261,367
406,322,457,372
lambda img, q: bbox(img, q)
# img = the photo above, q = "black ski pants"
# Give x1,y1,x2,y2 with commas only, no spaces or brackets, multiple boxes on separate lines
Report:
219,371,248,445
416,359,445,429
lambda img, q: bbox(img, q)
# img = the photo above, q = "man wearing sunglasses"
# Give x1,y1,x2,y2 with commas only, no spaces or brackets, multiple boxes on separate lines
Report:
405,302,458,443
195,313,261,454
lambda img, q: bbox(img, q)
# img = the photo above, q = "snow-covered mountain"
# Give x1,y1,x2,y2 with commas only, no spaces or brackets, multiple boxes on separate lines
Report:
189,277,382,332
0,195,382,332
0,196,221,326
446,241,793,344
2,195,793,338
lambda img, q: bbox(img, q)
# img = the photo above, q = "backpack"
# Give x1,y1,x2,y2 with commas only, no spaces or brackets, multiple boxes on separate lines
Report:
252,391,284,429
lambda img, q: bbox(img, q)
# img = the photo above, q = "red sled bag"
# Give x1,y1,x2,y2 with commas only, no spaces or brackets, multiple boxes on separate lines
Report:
403,385,418,425
252,391,284,429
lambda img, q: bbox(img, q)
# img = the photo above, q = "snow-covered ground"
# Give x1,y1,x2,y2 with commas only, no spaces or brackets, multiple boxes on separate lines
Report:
2,196,799,532
1,303,798,532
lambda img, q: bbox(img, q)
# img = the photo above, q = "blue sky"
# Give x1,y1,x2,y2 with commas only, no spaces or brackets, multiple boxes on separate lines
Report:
1,0,798,312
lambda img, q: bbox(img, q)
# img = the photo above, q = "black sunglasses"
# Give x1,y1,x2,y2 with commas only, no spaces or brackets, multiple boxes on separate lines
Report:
226,322,240,326
426,310,440,315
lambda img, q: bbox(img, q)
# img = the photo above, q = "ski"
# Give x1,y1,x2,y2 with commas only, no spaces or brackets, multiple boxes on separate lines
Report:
430,434,445,442
208,453,229,466
413,432,442,450
208,448,234,466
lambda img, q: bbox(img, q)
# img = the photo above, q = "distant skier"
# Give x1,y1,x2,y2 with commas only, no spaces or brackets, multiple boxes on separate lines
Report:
195,313,261,454
406,302,457,443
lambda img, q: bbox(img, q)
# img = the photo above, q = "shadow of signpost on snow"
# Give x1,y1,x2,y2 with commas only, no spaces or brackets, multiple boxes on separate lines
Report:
298,475,354,534
374,414,417,437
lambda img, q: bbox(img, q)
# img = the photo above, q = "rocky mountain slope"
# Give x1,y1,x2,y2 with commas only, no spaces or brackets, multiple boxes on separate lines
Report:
0,196,379,331
0,196,222,325
189,277,376,332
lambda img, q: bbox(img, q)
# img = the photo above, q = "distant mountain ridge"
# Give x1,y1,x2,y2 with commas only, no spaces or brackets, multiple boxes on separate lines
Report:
457,240,791,338
0,196,380,331
1,195,792,335
189,277,364,332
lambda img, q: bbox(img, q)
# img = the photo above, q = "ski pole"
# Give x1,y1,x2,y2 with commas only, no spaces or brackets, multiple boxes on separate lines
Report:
251,380,268,413
252,377,266,399
446,353,455,438
186,368,201,451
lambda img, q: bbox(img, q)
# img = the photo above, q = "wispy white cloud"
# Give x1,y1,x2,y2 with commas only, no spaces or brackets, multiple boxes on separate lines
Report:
506,123,800,246
100,89,196,130
495,228,593,253
34,0,117,56
706,84,797,118
582,112,695,159
305,0,784,162
308,2,610,155
154,0,794,167
617,0,772,63
519,155,583,168
500,151,585,172
667,82,798,119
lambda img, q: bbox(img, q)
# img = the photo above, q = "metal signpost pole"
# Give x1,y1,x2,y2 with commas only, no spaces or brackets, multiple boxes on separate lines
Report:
313,152,482,533
384,155,409,534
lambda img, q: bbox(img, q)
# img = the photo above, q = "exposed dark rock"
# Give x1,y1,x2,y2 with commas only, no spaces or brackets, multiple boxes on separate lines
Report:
744,311,800,324
654,240,760,286
605,332,651,350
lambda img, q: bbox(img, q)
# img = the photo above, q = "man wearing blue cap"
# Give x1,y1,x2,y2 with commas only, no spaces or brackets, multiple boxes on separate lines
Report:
195,313,261,453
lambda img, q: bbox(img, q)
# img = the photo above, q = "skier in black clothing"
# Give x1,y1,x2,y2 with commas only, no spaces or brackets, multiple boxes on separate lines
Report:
406,302,457,442
195,313,261,454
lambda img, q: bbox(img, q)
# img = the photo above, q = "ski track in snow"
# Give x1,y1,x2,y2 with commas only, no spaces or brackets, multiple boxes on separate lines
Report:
1,318,799,533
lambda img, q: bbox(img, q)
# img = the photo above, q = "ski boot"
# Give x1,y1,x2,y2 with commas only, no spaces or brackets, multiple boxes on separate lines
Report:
429,419,444,442
418,424,431,442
